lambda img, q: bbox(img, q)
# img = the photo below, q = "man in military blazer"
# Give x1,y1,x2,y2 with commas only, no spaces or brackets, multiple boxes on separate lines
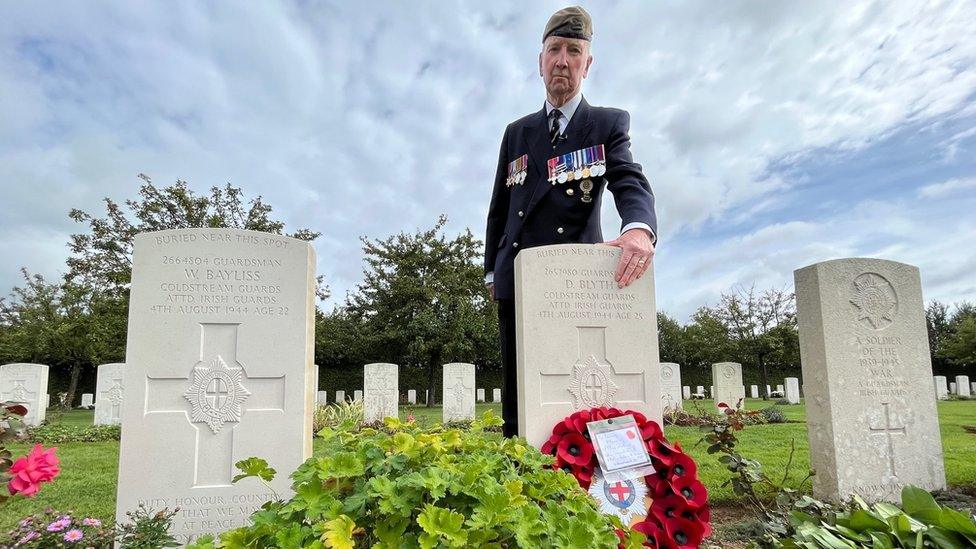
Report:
485,6,658,438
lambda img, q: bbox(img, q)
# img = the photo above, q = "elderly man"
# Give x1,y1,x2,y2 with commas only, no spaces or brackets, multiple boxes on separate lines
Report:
485,6,657,438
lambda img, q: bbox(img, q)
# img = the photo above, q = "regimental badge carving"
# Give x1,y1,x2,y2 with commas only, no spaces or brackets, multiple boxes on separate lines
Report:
567,355,619,409
107,380,124,405
10,381,28,402
183,356,251,434
850,273,898,330
588,468,648,523
661,365,674,380
722,364,735,380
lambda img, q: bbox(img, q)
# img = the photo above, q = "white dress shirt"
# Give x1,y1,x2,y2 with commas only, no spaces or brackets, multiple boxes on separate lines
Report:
486,92,654,285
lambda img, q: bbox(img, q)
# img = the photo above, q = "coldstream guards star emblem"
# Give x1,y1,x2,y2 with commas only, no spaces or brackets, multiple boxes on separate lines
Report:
588,468,648,523
567,355,618,409
183,356,251,434
849,272,898,330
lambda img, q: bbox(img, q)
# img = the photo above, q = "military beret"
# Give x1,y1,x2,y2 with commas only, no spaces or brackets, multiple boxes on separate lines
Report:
543,6,592,42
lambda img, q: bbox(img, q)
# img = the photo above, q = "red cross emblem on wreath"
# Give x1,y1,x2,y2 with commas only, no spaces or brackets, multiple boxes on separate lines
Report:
589,468,647,522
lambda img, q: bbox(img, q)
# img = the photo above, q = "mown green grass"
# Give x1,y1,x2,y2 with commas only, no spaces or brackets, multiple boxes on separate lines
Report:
1,401,974,533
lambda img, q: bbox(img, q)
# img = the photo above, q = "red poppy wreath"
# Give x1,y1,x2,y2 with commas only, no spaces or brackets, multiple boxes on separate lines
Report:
541,407,711,548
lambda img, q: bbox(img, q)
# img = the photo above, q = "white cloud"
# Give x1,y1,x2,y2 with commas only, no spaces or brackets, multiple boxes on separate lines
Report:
917,177,976,198
0,0,974,318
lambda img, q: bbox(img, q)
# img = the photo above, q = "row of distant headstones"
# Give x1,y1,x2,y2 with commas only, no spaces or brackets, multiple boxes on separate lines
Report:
314,388,502,405
666,376,974,401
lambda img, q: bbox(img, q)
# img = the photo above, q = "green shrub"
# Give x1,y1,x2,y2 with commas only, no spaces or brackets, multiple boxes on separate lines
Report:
189,412,644,548
312,400,364,433
759,407,787,424
23,424,121,444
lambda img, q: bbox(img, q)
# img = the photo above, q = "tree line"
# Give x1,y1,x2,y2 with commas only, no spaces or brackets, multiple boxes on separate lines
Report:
0,179,972,406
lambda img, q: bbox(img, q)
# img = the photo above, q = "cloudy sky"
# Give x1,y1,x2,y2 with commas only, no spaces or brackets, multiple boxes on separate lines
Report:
1,1,974,321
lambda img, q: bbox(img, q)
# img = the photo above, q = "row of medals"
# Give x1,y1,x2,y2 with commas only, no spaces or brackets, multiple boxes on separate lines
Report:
552,161,607,203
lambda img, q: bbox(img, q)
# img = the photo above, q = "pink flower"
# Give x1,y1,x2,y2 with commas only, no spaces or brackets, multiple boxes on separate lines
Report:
46,518,69,532
82,517,102,527
63,528,84,542
19,531,39,544
8,444,60,497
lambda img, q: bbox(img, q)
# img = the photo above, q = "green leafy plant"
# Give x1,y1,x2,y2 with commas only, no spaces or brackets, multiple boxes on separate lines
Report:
24,423,121,444
782,486,976,548
188,411,645,548
115,504,180,548
313,400,364,433
759,407,787,424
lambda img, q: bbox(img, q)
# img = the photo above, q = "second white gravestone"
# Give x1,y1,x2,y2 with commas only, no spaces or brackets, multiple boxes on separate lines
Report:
515,244,661,448
115,229,317,544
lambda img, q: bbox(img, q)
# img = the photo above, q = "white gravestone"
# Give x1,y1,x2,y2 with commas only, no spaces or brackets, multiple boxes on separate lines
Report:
0,363,49,426
316,391,327,405
933,376,948,400
81,393,94,408
957,376,971,397
750,385,759,399
795,258,946,503
712,362,745,410
477,388,485,402
972,382,976,395
407,389,416,405
776,384,784,394
353,390,362,402
949,382,956,394
115,229,316,544
682,386,691,400
695,385,704,395
363,363,398,423
336,390,345,403
44,394,50,409
765,384,771,396
515,244,662,448
785,377,801,404
442,363,476,422
492,388,501,403
94,363,126,425
659,363,683,412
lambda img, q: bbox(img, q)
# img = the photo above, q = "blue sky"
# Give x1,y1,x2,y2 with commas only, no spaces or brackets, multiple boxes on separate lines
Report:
1,1,974,321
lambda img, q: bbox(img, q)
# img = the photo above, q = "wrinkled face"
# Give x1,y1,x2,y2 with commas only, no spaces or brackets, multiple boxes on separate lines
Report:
539,36,592,100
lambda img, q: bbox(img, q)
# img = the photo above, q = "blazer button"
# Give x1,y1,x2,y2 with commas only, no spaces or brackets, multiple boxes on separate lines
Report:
518,210,524,217
513,241,519,248
557,227,564,234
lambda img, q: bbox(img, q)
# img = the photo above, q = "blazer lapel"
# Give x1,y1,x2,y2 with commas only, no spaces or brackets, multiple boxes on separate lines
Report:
523,97,594,216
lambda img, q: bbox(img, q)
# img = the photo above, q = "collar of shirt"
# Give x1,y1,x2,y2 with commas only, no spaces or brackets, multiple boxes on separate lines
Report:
545,92,583,133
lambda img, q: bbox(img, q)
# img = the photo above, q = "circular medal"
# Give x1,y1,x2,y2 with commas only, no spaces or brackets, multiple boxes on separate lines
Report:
557,172,568,184
518,172,526,185
566,188,575,196
582,195,592,203
582,167,590,178
574,169,583,179
580,179,594,192
566,171,576,182
596,164,606,176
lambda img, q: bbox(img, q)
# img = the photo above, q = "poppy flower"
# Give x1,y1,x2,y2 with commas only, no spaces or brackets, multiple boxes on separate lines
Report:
632,518,664,547
556,432,593,466
672,475,708,509
573,462,595,488
678,505,711,539
662,516,705,548
648,438,681,466
640,421,663,441
665,451,698,482
650,492,688,523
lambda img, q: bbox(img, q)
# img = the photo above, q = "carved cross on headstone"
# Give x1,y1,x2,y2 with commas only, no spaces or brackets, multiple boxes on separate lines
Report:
565,327,619,409
366,368,396,412
446,371,475,417
869,402,906,477
104,379,124,423
144,323,286,487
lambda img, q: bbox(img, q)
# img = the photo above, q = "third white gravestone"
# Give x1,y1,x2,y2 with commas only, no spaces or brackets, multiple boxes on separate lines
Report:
660,362,682,412
442,363,476,422
363,363,398,423
795,258,945,503
94,363,125,425
116,229,316,544
515,244,661,449
711,362,744,410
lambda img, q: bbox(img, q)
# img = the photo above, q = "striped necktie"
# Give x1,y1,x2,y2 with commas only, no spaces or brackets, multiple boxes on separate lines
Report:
549,109,563,147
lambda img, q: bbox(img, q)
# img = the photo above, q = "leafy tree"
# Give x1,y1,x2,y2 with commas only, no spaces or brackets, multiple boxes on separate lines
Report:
656,312,685,365
938,302,976,369
344,215,499,406
682,306,734,372
711,286,797,400
926,301,952,371
67,174,327,298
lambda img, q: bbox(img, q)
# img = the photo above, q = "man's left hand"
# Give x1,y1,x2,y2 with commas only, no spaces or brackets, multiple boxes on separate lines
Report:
605,229,655,288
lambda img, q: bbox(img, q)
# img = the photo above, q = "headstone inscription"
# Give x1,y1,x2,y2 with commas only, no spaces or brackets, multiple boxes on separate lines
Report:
514,244,661,448
795,258,945,503
363,363,398,423
0,363,49,426
94,363,126,425
711,362,745,410
659,362,682,411
443,363,476,422
115,229,316,544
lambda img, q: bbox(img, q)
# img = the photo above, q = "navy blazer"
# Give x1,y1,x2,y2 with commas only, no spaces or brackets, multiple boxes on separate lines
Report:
484,97,657,300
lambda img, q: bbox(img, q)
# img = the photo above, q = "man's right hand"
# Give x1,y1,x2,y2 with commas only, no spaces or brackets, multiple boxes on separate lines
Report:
486,283,495,301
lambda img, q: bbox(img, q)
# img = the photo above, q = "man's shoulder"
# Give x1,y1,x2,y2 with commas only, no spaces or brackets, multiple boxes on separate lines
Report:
585,102,628,122
507,110,542,130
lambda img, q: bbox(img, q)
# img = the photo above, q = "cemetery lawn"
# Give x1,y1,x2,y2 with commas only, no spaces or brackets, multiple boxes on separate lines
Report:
1,401,974,532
